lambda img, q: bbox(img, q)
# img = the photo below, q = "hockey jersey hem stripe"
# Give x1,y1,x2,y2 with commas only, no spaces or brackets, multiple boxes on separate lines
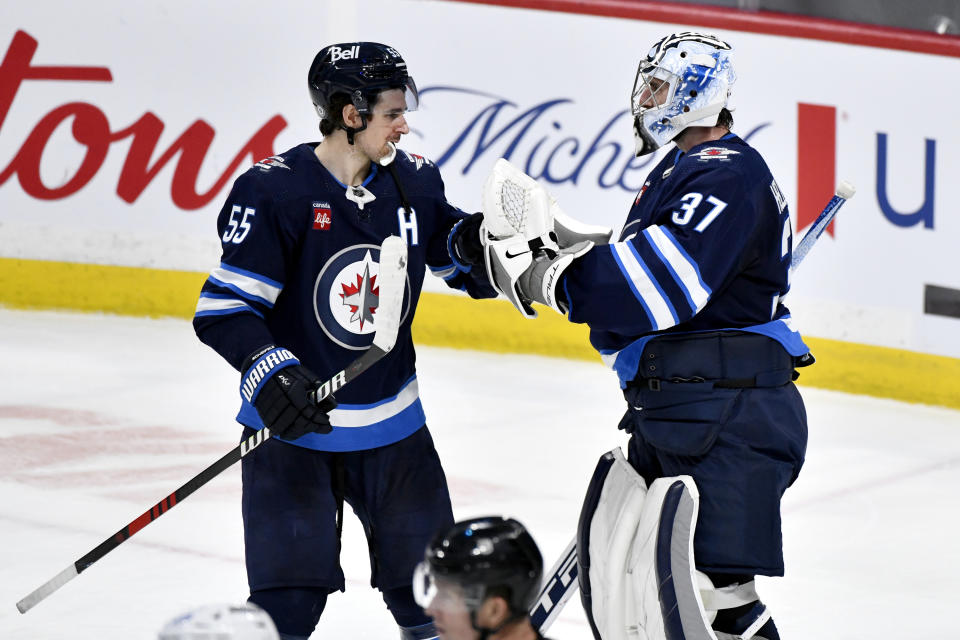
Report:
236,397,427,452
601,318,809,388
328,376,420,426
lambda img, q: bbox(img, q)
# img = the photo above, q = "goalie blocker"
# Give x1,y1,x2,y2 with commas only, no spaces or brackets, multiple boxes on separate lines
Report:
578,449,772,640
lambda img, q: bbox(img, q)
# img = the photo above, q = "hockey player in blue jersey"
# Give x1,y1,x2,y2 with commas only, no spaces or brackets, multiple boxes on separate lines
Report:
481,33,809,639
193,42,494,640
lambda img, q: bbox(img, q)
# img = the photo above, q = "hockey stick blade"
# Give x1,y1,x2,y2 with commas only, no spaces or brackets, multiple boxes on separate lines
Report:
530,186,855,631
16,237,408,614
790,180,855,272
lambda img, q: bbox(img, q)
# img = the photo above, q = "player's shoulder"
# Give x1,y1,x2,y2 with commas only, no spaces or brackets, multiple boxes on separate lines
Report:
683,135,769,174
392,148,443,183
677,135,771,188
232,143,317,196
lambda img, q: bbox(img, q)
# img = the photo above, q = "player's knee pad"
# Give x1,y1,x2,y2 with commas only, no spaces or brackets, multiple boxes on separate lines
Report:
577,448,770,640
383,584,433,629
247,586,328,637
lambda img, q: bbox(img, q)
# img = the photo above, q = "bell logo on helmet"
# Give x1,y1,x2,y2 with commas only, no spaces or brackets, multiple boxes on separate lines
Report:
330,45,360,63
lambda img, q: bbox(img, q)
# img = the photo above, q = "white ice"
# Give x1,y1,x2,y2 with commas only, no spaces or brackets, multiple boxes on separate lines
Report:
1,309,959,639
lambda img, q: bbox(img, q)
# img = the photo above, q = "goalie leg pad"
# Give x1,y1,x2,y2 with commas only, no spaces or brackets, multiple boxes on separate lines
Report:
577,447,648,640
578,449,764,640
631,475,716,640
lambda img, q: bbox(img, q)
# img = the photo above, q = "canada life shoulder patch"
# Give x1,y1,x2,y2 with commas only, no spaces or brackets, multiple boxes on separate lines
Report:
689,146,740,162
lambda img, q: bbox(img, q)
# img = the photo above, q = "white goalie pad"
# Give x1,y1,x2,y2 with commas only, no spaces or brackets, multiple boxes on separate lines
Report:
578,449,762,640
577,448,649,640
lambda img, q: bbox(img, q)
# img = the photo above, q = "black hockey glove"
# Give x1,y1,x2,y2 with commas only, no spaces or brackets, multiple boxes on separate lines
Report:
449,212,485,269
240,345,337,441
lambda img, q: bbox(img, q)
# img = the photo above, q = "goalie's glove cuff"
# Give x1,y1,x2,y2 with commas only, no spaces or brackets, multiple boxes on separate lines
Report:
550,199,613,247
240,345,337,441
447,212,485,272
518,240,594,315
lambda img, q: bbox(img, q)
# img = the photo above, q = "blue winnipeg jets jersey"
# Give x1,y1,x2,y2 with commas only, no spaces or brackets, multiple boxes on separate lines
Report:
193,143,495,451
561,133,809,386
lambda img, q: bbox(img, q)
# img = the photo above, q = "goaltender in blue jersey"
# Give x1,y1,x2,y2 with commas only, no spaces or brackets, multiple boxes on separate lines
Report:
573,130,808,385
478,32,811,640
193,43,494,640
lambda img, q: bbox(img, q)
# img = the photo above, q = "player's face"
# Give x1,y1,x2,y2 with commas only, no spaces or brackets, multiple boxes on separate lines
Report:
419,575,480,640
633,75,671,111
360,88,410,161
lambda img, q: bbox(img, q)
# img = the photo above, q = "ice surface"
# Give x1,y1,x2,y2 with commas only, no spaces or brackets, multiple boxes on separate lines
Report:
1,309,958,638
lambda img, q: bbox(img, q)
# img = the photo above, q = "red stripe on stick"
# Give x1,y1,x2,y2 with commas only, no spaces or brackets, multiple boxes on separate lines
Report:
797,103,836,235
128,510,153,536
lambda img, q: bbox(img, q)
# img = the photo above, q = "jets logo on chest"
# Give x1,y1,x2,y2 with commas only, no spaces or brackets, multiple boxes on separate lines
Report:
313,244,411,350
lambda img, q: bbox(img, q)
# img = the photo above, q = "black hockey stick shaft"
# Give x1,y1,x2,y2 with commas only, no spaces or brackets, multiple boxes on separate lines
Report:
15,347,385,615
17,237,408,614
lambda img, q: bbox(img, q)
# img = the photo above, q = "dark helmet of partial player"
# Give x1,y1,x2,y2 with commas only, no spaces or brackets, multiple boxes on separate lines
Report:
415,516,543,615
307,42,419,125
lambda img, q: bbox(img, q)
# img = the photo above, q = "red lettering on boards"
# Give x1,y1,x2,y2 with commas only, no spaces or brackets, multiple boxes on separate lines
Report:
0,30,287,209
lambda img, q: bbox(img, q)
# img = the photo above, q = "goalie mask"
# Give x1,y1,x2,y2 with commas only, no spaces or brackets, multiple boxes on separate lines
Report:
308,42,419,143
413,516,543,622
631,32,736,156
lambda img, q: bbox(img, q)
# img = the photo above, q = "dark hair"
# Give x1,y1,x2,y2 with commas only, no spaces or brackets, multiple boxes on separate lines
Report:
484,585,523,615
717,107,734,130
319,91,382,137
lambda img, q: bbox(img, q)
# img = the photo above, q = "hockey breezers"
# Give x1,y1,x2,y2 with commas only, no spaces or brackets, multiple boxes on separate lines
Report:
15,236,409,615
528,182,855,634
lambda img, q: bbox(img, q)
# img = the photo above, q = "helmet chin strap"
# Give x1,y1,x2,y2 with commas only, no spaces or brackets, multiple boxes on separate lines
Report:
340,114,368,145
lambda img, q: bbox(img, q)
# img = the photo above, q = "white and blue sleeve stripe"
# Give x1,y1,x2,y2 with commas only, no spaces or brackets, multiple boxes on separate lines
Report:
643,225,712,314
611,242,679,330
194,292,265,318
207,263,283,308
429,263,459,281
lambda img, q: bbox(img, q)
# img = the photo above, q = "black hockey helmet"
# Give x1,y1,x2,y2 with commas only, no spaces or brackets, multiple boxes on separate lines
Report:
307,42,418,142
414,516,543,616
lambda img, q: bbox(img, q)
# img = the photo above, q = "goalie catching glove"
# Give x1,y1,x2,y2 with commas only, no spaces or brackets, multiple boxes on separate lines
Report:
240,345,337,441
480,158,611,317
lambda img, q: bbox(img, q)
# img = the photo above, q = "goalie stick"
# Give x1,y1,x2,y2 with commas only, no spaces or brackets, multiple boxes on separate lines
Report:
528,182,855,633
791,181,856,272
16,236,408,615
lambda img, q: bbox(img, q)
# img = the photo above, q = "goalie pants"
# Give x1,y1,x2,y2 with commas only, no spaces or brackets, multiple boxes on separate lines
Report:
622,368,807,576
240,424,454,598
